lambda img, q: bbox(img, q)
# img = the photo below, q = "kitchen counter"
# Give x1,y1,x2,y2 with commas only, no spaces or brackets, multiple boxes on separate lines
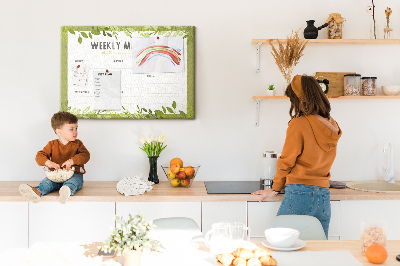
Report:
2,181,400,202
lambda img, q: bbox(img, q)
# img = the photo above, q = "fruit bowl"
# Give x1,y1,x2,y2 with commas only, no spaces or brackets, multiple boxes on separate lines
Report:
161,164,200,188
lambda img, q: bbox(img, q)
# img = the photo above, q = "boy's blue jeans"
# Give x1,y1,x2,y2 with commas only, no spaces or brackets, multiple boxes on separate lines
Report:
276,184,331,239
35,173,84,196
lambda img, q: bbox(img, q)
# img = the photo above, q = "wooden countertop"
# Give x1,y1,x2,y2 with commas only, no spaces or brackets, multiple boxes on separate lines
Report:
2,181,400,202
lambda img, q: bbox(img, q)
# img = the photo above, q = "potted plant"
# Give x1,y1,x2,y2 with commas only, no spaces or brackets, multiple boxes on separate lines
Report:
101,214,159,266
267,84,276,96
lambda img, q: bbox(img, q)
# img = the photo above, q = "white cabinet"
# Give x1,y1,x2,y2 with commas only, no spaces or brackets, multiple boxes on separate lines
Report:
247,202,281,239
202,201,247,233
29,202,115,246
340,200,400,240
328,201,340,240
248,201,341,240
116,202,201,230
0,202,28,252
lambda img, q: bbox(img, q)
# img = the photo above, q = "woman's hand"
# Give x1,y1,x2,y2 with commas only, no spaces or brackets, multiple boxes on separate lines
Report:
251,188,279,202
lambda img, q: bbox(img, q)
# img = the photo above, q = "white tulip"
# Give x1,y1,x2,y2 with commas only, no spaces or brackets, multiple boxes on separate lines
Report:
159,135,166,143
146,137,151,143
149,136,154,142
154,136,159,142
139,137,146,144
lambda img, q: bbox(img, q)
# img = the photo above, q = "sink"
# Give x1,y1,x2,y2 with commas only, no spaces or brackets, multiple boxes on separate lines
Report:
346,181,400,193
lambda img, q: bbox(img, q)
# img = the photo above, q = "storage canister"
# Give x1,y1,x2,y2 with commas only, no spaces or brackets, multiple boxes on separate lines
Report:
344,74,361,96
362,77,377,96
261,151,279,181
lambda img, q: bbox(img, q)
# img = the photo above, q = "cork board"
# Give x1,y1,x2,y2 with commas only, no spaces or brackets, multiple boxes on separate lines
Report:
315,72,356,96
60,26,195,119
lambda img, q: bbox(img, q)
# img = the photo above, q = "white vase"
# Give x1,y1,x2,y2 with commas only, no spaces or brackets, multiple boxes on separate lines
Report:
119,250,142,266
266,90,276,96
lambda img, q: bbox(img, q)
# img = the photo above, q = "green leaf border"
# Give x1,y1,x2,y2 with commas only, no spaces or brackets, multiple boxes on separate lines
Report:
60,26,195,120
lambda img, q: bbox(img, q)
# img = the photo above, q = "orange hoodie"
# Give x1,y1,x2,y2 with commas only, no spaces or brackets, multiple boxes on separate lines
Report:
272,115,342,191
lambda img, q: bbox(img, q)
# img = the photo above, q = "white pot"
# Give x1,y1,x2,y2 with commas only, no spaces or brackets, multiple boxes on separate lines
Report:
382,85,400,96
266,90,276,96
119,250,142,266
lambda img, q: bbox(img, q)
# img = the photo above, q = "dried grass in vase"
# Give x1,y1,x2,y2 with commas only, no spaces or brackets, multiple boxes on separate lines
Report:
269,30,308,87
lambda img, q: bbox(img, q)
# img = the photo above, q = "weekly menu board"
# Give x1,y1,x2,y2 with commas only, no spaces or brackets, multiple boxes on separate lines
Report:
60,26,194,119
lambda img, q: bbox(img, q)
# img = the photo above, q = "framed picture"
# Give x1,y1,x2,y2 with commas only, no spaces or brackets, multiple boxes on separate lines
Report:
60,26,195,119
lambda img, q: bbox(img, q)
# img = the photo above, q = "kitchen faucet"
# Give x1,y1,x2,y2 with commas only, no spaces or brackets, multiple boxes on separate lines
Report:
383,142,395,183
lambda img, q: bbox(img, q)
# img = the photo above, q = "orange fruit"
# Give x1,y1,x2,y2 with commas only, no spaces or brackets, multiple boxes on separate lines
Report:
365,244,388,264
170,158,183,168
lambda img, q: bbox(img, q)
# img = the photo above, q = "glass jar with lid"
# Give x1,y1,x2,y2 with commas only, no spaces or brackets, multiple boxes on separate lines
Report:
362,77,377,96
344,74,361,96
261,151,279,187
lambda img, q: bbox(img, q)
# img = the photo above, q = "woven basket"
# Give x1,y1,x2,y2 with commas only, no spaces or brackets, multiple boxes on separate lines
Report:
45,167,75,183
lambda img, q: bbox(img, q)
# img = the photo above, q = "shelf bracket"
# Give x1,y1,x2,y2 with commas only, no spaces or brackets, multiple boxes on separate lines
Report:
255,99,260,126
256,42,262,73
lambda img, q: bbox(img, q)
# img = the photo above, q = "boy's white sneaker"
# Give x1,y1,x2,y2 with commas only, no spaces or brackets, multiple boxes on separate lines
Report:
19,184,41,203
58,186,71,204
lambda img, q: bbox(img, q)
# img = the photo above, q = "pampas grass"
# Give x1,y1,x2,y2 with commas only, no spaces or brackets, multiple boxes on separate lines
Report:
269,30,308,86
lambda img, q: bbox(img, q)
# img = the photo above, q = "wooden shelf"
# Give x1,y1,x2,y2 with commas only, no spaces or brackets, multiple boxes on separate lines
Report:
251,39,400,45
253,95,400,99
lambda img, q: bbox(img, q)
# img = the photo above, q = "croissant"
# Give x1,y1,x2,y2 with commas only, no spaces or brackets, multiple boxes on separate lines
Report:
232,257,246,266
232,248,254,260
259,255,277,266
247,258,262,266
252,248,271,259
216,253,235,266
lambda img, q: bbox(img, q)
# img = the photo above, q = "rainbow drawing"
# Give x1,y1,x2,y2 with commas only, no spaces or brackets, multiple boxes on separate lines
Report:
136,45,181,67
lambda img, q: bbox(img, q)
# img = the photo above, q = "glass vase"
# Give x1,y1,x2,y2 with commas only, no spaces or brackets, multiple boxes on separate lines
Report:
148,156,159,184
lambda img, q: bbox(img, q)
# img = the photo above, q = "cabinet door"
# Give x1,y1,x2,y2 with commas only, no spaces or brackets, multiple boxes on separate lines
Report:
29,202,115,246
202,201,247,233
248,202,281,239
328,201,340,240
0,202,28,252
340,200,400,240
116,202,201,230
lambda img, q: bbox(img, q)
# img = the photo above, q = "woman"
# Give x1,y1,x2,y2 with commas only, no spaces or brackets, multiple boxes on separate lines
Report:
252,75,342,238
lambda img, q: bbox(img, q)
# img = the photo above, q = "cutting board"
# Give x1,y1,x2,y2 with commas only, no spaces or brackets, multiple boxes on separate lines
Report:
315,72,356,96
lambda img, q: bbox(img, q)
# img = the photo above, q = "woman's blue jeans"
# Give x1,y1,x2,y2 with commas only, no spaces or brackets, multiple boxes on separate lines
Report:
35,173,84,196
277,184,331,239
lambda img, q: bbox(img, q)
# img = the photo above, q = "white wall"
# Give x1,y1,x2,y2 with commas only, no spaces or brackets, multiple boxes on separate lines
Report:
1,0,400,183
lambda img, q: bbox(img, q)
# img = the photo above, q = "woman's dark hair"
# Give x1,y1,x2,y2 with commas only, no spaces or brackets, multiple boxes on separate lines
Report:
285,75,331,121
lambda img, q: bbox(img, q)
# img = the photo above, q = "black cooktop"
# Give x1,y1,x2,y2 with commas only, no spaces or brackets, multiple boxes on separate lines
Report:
204,181,264,194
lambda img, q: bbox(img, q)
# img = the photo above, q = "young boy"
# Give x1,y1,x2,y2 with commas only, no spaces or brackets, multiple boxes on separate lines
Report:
19,111,90,204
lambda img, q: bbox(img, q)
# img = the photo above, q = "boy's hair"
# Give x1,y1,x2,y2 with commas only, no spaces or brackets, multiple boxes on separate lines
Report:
51,111,78,131
285,75,331,122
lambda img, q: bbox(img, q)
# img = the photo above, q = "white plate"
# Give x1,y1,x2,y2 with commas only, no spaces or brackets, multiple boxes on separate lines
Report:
262,239,306,251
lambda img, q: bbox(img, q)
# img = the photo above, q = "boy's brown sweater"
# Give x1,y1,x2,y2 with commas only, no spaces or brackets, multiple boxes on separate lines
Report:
272,115,342,192
36,139,90,174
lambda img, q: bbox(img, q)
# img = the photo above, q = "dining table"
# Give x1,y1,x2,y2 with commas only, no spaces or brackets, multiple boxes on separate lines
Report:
2,240,400,265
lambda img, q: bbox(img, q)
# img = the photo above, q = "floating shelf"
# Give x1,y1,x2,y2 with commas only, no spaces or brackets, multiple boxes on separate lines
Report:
252,38,400,72
251,39,400,45
253,95,400,126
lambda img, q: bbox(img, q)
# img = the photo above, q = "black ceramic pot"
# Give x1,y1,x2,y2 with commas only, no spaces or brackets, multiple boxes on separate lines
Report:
303,20,328,39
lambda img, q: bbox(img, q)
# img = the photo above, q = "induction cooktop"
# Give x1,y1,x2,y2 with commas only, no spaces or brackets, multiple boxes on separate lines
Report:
204,181,264,194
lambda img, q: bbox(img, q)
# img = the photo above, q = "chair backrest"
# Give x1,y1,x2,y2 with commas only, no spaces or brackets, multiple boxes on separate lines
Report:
152,217,202,237
269,215,327,240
